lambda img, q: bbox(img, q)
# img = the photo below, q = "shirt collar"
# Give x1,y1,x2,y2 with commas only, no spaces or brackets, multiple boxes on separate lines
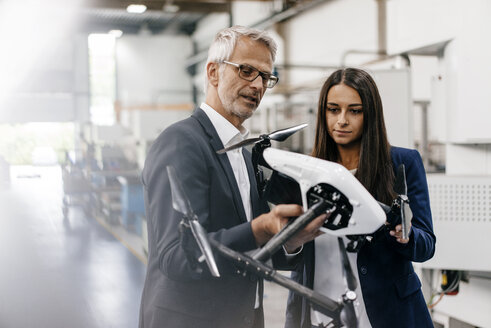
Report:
200,102,249,148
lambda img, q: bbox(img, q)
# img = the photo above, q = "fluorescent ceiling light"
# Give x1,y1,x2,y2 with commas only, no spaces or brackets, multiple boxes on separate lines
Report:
127,4,147,14
109,29,123,38
163,4,179,13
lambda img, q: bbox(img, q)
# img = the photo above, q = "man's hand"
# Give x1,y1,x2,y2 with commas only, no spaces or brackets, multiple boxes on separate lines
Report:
251,204,326,248
251,204,302,246
283,212,326,253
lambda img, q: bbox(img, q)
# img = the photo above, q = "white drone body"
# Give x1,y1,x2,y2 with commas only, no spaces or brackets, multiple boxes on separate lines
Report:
262,148,386,236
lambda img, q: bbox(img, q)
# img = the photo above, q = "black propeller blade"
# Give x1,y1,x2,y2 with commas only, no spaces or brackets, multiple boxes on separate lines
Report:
338,237,357,291
216,137,262,154
338,237,359,328
392,164,411,240
168,165,195,218
268,123,309,141
167,166,220,277
216,123,308,154
394,164,407,196
340,301,358,328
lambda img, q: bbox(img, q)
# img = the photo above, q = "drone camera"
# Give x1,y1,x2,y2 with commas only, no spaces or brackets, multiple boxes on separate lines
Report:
307,183,353,231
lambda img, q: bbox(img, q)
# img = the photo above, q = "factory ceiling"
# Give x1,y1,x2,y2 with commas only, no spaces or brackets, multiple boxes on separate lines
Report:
77,0,295,35
79,7,205,35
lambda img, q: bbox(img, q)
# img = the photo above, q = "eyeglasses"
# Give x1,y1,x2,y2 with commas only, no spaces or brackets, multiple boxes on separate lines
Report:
222,60,279,88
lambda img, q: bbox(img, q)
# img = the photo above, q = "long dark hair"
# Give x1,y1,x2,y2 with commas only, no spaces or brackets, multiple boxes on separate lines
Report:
312,68,395,205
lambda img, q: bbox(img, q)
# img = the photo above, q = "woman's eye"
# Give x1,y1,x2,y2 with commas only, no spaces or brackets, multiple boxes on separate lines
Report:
327,107,338,112
351,109,363,114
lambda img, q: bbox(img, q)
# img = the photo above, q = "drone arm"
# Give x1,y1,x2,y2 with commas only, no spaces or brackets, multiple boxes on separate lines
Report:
253,199,332,262
207,237,343,321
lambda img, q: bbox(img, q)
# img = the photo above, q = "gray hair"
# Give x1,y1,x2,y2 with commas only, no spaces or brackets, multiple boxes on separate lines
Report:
204,25,278,93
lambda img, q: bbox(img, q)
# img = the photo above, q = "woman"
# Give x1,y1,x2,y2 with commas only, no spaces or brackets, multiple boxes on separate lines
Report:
285,68,436,328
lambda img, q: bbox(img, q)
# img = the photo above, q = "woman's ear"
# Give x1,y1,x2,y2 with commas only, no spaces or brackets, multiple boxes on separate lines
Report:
207,62,219,87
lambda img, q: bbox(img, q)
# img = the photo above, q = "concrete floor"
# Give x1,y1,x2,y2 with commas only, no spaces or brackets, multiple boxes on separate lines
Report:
0,166,146,328
0,165,289,328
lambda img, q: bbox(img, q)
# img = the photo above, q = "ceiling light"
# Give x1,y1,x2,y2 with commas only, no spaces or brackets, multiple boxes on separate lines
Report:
163,4,179,13
109,30,123,38
127,4,147,14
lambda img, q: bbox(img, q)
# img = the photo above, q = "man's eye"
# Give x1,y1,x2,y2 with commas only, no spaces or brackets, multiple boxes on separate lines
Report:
241,67,255,76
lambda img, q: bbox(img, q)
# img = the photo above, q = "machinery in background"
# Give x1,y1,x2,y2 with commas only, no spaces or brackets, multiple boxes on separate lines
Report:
61,149,92,218
62,124,144,236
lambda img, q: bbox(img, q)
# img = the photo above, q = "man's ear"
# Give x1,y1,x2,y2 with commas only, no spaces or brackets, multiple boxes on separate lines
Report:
207,62,219,87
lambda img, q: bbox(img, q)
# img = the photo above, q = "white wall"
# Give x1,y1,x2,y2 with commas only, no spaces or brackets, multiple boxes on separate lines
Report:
231,1,277,27
116,35,193,108
192,13,230,53
0,2,88,124
386,0,458,54
280,0,379,87
385,0,491,173
190,13,230,103
445,14,491,143
0,35,88,123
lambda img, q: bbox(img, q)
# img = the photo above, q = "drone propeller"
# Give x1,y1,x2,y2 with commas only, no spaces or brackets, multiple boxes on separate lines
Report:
216,123,308,154
167,166,220,277
338,237,357,291
337,237,359,328
168,166,195,218
340,301,358,328
390,164,412,240
394,164,407,196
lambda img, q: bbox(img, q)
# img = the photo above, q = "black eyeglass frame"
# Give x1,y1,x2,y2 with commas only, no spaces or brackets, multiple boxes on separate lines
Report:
222,60,279,88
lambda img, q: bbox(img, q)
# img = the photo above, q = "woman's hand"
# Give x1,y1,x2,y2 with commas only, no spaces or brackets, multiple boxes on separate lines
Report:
389,222,411,244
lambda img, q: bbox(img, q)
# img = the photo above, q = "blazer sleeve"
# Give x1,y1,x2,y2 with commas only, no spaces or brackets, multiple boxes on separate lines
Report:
387,149,436,262
142,124,258,282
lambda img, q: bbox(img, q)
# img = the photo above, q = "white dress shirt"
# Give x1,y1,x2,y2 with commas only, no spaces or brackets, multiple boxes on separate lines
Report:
201,103,260,308
200,103,252,221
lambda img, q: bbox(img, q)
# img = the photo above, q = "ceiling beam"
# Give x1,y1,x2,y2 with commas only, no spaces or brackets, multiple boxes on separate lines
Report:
83,0,236,13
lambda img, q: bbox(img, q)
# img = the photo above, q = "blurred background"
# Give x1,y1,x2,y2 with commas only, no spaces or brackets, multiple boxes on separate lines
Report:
0,0,490,327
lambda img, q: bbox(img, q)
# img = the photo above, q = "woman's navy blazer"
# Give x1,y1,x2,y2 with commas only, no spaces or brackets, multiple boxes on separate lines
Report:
285,146,436,328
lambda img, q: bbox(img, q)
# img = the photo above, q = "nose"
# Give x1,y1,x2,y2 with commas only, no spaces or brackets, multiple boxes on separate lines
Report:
250,74,265,91
338,111,348,125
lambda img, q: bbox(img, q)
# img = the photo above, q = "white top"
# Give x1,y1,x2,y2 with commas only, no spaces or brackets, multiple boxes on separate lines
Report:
201,103,252,221
311,169,372,327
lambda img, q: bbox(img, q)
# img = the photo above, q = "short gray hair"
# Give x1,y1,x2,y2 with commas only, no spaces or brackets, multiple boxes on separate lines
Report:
204,25,278,93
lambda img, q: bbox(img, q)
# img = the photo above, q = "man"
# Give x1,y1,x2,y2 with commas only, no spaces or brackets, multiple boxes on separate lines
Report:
139,26,325,328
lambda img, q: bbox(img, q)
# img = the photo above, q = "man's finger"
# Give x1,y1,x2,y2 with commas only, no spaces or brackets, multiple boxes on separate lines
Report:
273,204,304,218
303,213,327,232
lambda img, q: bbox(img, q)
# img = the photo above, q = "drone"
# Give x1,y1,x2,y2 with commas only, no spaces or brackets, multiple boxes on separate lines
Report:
168,123,411,328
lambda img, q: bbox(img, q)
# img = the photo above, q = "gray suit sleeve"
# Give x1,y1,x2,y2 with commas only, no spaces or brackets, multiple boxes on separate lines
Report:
143,124,258,282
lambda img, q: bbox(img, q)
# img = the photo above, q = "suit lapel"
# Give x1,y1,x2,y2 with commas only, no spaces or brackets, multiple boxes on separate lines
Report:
192,108,248,222
243,148,263,218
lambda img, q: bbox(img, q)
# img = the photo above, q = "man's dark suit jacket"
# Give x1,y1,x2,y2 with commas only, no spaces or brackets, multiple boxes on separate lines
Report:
284,147,436,328
139,108,270,328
